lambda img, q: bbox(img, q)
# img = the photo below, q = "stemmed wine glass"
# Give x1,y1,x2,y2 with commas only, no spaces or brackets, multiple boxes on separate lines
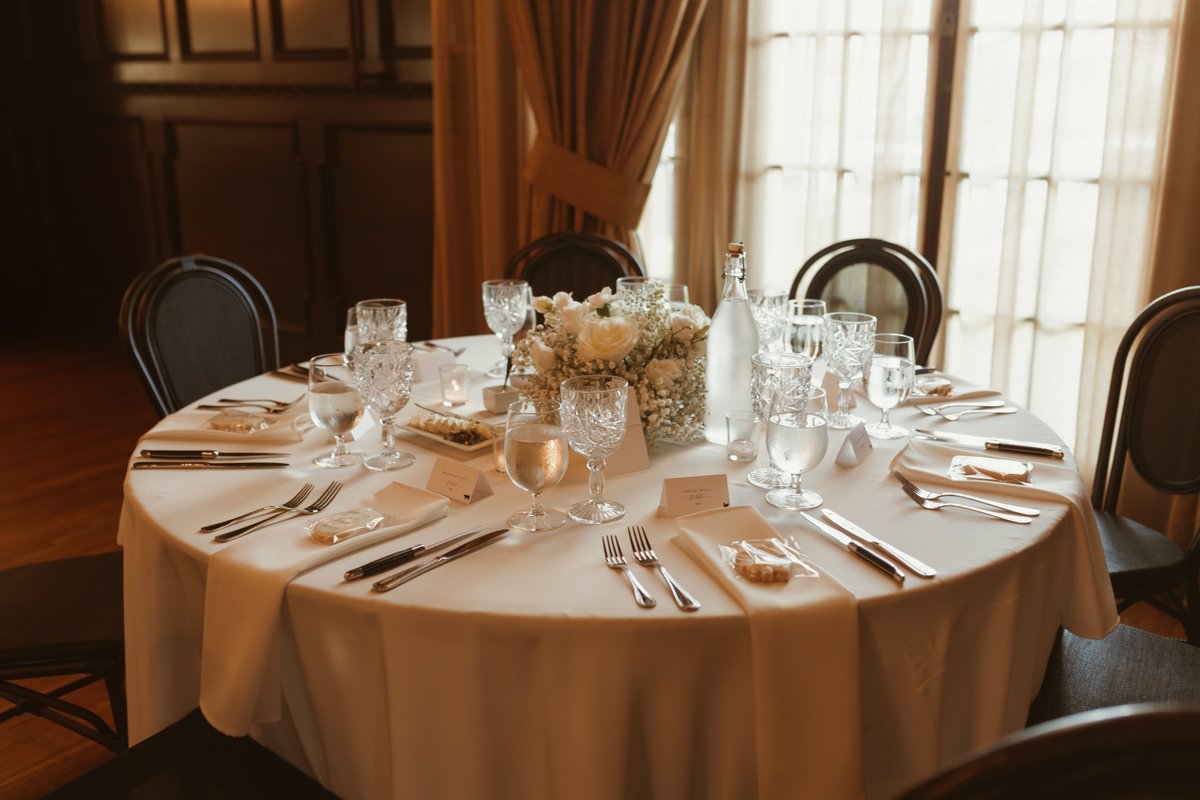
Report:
353,340,416,472
765,386,829,511
823,311,877,429
504,398,570,531
864,333,915,439
559,375,628,525
355,298,407,343
786,299,826,361
748,351,813,490
308,353,364,468
748,289,789,352
482,279,531,377
343,308,359,361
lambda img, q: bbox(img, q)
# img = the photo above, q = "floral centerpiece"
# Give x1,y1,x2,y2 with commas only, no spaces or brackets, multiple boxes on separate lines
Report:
513,283,709,445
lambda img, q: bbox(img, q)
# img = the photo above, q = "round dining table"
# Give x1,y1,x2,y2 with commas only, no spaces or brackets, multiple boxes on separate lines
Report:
118,335,1117,800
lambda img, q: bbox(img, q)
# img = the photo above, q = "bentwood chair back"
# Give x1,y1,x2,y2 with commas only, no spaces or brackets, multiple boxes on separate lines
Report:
1091,285,1200,642
120,255,280,417
0,553,126,752
789,238,943,365
896,703,1200,799
504,231,644,301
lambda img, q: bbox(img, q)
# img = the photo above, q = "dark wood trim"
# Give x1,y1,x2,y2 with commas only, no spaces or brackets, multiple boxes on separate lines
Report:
93,0,170,62
175,0,261,62
920,0,960,270
268,0,351,62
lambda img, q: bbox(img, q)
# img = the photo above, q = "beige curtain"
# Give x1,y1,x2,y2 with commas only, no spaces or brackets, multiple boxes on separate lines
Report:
674,0,748,313
432,0,522,337
1117,0,1200,555
501,0,708,251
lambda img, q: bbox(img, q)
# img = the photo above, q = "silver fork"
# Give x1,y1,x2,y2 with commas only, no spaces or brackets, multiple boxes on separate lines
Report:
602,535,656,608
627,526,700,611
197,400,299,414
214,481,343,542
915,399,1008,416
900,484,1032,524
893,472,1039,517
940,406,1018,421
199,483,315,532
419,341,467,357
216,396,305,408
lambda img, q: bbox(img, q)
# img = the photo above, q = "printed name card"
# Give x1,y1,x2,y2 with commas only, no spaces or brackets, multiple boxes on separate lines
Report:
426,456,494,504
659,474,730,517
835,422,873,467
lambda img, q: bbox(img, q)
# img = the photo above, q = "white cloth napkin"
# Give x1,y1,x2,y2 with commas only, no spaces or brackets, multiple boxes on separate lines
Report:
674,506,863,799
139,408,312,444
200,484,450,735
905,374,1001,406
891,439,1117,637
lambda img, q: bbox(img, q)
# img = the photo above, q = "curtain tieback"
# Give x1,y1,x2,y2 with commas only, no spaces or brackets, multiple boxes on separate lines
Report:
523,136,651,230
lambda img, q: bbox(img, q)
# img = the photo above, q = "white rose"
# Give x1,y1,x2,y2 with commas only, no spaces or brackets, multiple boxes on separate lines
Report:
552,291,573,310
670,312,699,343
531,340,558,372
559,301,591,334
533,296,553,314
587,287,613,309
645,358,682,388
575,316,640,363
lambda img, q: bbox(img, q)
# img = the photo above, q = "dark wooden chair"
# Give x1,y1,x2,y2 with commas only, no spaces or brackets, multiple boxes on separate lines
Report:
789,238,943,365
44,708,338,799
896,703,1200,799
1092,285,1200,643
1027,625,1200,726
119,255,280,417
0,553,126,752
504,231,644,301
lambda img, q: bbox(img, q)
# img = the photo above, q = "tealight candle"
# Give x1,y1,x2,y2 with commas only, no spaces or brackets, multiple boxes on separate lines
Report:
439,364,469,407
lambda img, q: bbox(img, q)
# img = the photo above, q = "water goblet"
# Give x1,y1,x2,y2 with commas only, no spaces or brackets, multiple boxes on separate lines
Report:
353,340,416,472
664,283,690,311
765,386,829,511
344,308,359,361
786,299,826,361
823,311,877,429
308,353,364,468
559,375,628,525
748,289,789,352
748,351,814,489
482,279,531,377
864,333,915,439
504,399,570,532
356,298,407,343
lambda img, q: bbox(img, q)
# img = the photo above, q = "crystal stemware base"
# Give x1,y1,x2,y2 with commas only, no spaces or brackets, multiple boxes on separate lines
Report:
364,450,416,472
568,499,625,525
747,466,790,489
828,411,865,430
765,488,823,510
865,422,909,440
508,507,568,532
313,450,362,469
487,359,508,378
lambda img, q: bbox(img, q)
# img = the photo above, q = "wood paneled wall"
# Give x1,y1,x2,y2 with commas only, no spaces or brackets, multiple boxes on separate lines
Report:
1,0,435,362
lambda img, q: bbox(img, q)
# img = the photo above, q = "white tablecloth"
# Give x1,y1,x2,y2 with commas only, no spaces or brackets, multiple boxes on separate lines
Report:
118,336,1117,799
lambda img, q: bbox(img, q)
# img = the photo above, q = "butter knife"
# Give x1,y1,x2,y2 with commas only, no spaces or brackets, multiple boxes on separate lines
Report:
821,509,937,579
800,513,906,584
344,527,496,581
372,528,507,592
915,428,1065,459
140,450,288,459
133,461,289,469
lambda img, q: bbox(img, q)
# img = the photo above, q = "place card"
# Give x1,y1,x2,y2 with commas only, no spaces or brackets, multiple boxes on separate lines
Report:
345,412,376,443
659,474,730,517
425,456,494,504
835,422,873,467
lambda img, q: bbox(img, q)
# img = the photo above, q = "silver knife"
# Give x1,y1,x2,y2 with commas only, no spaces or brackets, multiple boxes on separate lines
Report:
800,512,906,584
821,509,937,579
915,428,1065,459
140,449,288,459
372,528,508,592
344,527,497,581
132,461,289,469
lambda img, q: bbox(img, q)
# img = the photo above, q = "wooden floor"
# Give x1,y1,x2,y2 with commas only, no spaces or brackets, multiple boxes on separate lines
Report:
0,336,1185,798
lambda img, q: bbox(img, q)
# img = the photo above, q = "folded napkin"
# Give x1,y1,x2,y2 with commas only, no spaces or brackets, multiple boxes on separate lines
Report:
139,408,312,445
200,484,450,735
675,506,863,799
905,374,1001,406
891,439,1117,637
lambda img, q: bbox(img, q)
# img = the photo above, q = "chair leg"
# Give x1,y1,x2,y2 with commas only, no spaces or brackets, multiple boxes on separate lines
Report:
104,663,128,750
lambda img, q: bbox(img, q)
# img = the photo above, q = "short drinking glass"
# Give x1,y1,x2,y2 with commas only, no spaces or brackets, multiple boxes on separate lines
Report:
864,333,915,439
482,279,531,377
308,353,364,468
748,351,814,489
765,386,829,511
353,340,416,472
504,399,570,532
823,312,877,429
786,299,826,362
560,375,628,525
